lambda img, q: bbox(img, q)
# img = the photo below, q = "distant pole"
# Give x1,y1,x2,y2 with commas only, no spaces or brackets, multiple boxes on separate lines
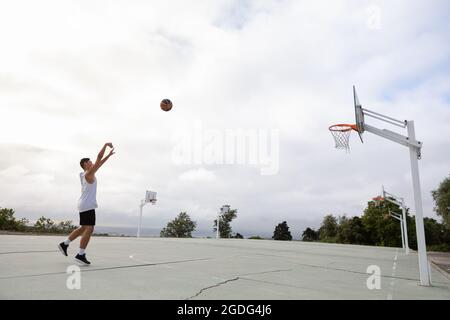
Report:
399,216,405,250
407,121,430,286
383,187,410,255
389,210,405,251
137,191,157,238
401,205,410,255
216,214,220,239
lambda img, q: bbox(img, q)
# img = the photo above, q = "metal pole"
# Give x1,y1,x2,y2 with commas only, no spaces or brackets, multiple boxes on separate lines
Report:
216,214,220,239
399,217,405,250
384,188,410,255
401,205,410,255
137,200,144,238
407,121,431,286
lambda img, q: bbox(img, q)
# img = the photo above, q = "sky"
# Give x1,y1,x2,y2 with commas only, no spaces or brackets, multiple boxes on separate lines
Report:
0,0,449,238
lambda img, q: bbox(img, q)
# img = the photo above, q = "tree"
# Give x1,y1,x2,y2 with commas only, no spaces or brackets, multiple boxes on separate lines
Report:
213,208,238,238
406,215,417,250
407,216,450,252
337,216,368,245
0,208,17,230
272,221,292,241
160,212,197,238
233,233,244,239
15,218,29,232
336,215,351,244
348,216,368,244
0,208,28,231
57,221,77,233
301,227,319,241
33,216,57,233
1,209,77,234
423,217,447,247
361,199,404,247
431,175,450,229
318,214,338,242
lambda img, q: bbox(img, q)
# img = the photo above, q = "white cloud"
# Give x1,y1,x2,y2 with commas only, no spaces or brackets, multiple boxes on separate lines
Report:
179,168,216,182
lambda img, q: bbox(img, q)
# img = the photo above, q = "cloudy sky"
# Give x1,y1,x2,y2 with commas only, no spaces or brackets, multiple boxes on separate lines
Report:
1,0,449,238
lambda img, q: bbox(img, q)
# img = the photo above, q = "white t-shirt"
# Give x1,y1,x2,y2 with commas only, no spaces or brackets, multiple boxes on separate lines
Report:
77,172,98,212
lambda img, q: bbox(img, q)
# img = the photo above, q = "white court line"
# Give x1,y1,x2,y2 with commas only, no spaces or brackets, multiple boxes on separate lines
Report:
387,249,399,300
129,254,176,269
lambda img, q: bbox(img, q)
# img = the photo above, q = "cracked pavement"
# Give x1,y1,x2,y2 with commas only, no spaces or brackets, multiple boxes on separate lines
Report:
0,235,449,299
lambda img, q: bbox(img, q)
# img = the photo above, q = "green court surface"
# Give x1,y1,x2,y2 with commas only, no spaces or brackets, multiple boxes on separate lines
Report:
0,235,449,300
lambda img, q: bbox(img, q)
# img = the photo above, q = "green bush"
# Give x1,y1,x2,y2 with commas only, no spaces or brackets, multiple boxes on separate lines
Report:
1,208,76,234
0,208,29,231
427,244,450,252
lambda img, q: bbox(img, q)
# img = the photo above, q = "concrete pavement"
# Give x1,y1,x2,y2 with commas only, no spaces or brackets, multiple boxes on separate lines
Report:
0,235,449,299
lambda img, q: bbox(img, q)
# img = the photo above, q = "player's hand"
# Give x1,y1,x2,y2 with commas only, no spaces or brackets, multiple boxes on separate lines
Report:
105,142,114,148
107,148,115,157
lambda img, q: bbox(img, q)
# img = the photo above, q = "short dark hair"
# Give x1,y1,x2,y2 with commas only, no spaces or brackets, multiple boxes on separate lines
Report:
80,158,90,169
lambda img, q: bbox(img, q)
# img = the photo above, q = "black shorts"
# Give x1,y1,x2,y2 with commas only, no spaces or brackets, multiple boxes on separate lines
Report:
79,209,96,226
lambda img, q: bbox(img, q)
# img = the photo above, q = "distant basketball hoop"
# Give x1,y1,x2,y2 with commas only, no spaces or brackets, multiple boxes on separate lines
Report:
145,191,157,205
137,190,157,238
372,196,385,207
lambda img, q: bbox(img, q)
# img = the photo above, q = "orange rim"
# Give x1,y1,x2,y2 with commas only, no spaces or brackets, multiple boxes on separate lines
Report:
329,124,358,132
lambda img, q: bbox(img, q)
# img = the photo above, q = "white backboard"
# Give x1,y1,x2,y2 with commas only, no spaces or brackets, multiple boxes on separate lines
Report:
353,85,364,142
145,191,157,203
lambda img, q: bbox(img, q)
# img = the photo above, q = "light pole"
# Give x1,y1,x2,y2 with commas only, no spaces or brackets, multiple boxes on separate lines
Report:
216,212,220,239
137,190,157,238
217,205,230,239
382,186,410,255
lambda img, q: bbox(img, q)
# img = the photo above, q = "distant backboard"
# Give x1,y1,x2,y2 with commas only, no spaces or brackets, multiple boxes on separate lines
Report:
353,86,364,142
145,190,157,203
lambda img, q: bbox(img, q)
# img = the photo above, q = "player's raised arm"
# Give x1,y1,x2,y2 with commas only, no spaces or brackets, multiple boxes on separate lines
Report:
97,148,115,169
85,143,114,178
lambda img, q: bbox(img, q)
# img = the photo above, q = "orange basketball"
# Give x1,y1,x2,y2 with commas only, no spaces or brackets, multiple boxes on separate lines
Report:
160,99,173,112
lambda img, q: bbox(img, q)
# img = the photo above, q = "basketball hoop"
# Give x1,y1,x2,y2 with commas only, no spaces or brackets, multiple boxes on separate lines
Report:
145,190,157,204
372,196,385,207
329,124,358,152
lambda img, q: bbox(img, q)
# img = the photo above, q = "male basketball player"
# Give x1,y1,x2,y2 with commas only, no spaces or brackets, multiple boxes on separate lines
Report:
58,142,115,265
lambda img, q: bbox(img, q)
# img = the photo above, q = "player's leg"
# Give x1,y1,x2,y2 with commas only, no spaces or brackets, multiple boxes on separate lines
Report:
79,226,94,250
68,226,87,241
58,226,86,256
71,209,95,265
75,226,94,265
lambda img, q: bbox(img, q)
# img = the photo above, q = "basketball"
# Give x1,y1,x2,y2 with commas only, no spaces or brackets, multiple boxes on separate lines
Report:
160,99,173,112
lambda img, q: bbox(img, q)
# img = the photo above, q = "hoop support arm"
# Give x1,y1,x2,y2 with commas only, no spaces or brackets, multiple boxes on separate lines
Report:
362,108,407,128
363,124,422,150
389,213,403,221
383,191,405,207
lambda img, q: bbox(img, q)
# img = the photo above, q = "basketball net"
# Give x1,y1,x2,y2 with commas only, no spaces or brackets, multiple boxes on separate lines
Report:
329,124,357,152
